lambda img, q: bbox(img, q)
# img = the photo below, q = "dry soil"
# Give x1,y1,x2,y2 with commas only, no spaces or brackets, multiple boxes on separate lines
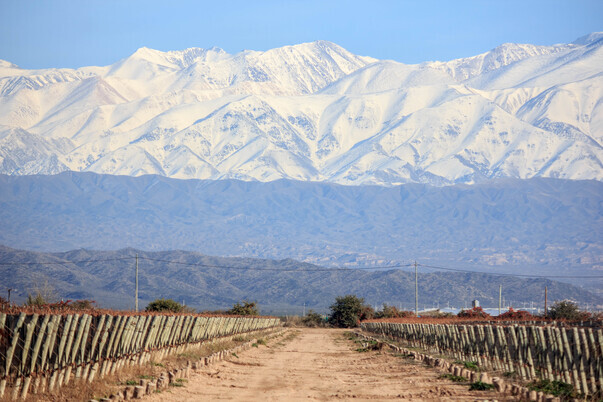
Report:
146,328,510,401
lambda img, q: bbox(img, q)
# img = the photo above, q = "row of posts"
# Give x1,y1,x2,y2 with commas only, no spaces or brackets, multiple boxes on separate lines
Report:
362,321,602,396
0,312,280,399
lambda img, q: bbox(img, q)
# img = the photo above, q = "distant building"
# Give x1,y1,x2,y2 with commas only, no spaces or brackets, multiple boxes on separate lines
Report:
472,299,480,308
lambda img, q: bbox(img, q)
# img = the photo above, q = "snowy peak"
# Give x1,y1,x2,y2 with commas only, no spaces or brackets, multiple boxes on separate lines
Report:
107,41,375,95
0,34,601,185
126,46,230,69
572,32,603,45
0,60,19,69
229,40,376,94
430,42,574,82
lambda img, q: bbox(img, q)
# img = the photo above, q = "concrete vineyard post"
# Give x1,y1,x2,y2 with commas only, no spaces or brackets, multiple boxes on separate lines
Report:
22,314,49,398
0,313,26,398
67,314,90,383
38,315,60,393
596,329,602,395
579,328,595,395
84,314,105,380
560,327,576,388
11,314,38,399
572,327,587,395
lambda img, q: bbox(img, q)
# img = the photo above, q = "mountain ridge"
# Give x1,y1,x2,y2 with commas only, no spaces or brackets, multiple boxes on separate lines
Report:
1,35,601,185
0,244,599,313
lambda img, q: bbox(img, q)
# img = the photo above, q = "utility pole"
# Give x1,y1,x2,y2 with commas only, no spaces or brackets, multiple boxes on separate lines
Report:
135,253,139,312
414,261,418,316
544,286,548,318
303,302,306,316
7,288,13,305
498,284,502,316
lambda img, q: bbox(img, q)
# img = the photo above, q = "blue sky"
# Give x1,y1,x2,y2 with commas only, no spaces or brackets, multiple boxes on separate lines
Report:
1,0,602,69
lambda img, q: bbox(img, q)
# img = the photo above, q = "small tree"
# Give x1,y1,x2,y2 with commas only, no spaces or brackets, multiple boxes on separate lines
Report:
145,298,183,313
548,300,588,320
227,301,259,316
374,304,399,319
301,310,326,327
373,304,416,319
26,293,48,307
328,295,372,328
25,281,57,307
359,304,375,321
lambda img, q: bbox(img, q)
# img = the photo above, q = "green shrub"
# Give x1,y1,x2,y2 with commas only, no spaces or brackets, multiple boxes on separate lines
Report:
227,301,259,316
528,379,574,397
301,310,327,327
439,374,467,382
374,304,415,319
145,298,183,313
548,300,590,321
469,381,494,391
328,295,373,328
455,360,479,371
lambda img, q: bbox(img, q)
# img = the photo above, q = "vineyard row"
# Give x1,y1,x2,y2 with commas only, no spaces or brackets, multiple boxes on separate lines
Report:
361,321,602,396
0,312,280,399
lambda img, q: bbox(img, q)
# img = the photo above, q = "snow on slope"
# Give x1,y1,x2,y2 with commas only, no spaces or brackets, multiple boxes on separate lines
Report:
0,36,601,185
429,42,576,82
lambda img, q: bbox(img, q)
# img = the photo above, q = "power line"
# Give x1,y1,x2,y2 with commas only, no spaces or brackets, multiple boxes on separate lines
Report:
418,263,603,279
0,255,412,271
0,257,136,266
138,257,413,272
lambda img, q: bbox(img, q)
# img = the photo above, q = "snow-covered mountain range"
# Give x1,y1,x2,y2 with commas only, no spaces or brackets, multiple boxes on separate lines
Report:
1,34,602,185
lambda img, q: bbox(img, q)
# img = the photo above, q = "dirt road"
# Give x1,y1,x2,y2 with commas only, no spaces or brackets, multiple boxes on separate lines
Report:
147,328,507,401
